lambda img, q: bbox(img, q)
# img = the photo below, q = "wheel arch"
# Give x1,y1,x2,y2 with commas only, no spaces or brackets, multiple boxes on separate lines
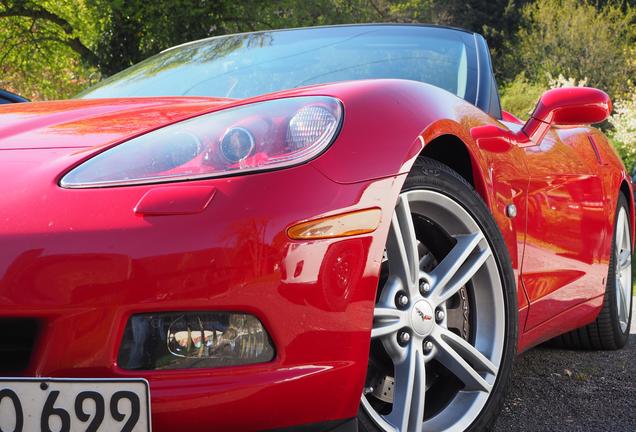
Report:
620,180,633,216
619,178,635,247
416,118,493,212
304,79,497,207
418,133,491,208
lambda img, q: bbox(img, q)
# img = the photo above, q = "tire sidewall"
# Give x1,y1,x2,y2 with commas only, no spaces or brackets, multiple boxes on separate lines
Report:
608,195,633,346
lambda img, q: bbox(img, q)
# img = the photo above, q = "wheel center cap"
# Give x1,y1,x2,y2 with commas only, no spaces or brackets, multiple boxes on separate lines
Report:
410,300,435,336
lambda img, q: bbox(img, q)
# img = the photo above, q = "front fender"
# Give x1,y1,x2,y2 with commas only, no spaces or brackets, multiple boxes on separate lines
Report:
295,79,530,326
299,80,490,185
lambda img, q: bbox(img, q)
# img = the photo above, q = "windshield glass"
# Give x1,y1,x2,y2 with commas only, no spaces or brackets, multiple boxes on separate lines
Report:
79,25,477,102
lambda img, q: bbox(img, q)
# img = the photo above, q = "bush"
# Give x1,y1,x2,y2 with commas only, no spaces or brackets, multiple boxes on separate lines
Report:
512,0,636,100
499,73,545,120
609,93,636,172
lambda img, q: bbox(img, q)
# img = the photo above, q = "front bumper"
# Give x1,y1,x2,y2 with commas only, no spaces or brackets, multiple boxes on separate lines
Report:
0,151,401,431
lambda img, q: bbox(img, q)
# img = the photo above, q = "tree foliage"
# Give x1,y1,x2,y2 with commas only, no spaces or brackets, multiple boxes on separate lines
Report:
506,0,636,170
513,0,636,98
499,73,545,119
610,92,636,170
0,0,102,99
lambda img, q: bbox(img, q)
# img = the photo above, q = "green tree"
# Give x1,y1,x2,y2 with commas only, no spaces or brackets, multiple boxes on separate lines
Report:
512,0,636,99
0,0,102,99
499,73,544,119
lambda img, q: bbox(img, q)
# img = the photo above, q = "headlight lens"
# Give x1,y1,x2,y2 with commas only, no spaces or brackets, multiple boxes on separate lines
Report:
60,96,342,188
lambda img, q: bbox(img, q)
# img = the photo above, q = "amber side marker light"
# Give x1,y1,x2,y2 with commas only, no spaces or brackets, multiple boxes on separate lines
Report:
287,208,382,240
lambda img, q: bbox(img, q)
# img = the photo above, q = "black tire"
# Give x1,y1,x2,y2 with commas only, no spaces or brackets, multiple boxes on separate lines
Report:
358,157,517,432
551,193,633,350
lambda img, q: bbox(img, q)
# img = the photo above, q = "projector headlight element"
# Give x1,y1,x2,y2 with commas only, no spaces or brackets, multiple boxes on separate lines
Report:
219,127,255,164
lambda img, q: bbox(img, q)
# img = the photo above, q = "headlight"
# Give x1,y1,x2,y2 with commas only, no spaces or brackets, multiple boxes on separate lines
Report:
60,96,343,188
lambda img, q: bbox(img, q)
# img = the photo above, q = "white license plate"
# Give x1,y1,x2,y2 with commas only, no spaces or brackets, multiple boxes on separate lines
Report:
0,378,151,432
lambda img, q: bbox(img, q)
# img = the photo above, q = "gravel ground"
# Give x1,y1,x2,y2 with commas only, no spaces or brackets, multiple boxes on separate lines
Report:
494,298,636,432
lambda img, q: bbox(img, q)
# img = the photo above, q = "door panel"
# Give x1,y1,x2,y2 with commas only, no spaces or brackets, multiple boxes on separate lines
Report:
471,123,529,316
521,127,606,329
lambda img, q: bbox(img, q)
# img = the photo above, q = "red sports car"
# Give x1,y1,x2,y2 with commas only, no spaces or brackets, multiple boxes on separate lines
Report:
0,24,632,432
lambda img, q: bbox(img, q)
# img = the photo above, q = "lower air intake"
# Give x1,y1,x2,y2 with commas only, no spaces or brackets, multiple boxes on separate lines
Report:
0,318,38,374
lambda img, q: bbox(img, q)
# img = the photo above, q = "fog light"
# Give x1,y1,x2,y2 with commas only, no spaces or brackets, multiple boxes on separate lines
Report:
118,312,275,370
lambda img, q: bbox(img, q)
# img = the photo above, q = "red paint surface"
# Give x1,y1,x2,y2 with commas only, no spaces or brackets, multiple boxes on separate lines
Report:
0,79,631,430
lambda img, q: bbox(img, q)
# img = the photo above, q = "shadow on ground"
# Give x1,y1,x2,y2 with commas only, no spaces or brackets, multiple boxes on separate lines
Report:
494,310,635,432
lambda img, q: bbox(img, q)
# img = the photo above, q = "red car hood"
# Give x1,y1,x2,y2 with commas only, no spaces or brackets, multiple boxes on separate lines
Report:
0,97,234,151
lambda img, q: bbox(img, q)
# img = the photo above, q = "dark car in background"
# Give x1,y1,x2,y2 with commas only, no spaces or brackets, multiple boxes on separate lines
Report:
0,89,28,104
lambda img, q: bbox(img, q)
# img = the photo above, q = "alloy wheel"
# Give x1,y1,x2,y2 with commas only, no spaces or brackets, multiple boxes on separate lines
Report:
362,190,506,432
615,206,632,333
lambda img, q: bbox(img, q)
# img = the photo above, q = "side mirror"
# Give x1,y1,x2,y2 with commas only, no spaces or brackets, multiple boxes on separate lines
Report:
521,87,612,143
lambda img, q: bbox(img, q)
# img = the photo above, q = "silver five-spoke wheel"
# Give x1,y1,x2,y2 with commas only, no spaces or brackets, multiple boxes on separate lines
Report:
362,188,507,432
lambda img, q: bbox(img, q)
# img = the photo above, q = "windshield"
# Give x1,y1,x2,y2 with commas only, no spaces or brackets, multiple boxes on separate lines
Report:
79,25,477,103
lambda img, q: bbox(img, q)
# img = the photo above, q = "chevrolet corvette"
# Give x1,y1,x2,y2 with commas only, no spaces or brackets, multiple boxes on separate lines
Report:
0,24,632,432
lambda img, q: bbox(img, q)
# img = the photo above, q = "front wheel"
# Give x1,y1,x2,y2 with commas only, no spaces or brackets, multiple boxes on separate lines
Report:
359,158,517,432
